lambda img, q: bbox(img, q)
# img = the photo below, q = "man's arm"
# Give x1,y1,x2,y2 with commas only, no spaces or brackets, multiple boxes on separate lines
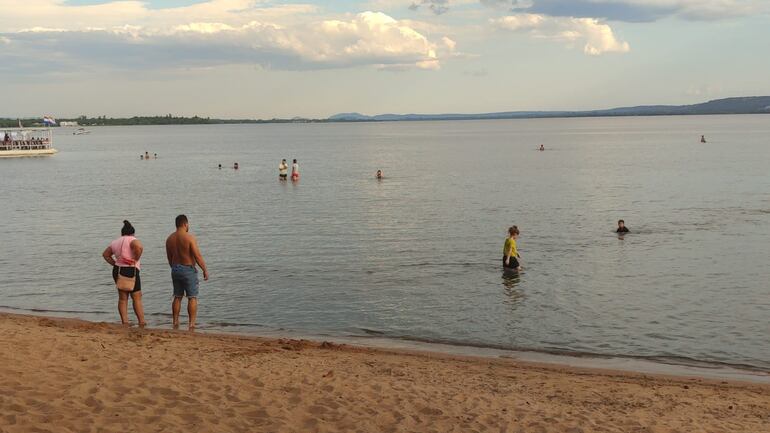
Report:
165,237,173,266
102,247,115,266
190,236,209,281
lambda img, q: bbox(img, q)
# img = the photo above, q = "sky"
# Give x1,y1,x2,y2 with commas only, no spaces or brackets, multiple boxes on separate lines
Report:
0,0,768,118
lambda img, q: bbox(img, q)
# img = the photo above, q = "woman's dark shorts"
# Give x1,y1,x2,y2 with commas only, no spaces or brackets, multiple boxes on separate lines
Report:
502,256,519,269
113,266,141,293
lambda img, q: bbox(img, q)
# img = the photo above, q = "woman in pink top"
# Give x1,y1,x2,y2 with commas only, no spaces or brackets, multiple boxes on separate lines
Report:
102,220,146,326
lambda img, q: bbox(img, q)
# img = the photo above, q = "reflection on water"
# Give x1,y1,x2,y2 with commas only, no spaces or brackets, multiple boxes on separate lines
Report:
501,270,525,309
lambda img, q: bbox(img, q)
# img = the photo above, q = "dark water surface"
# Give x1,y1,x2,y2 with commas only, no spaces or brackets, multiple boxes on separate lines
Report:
1,115,769,370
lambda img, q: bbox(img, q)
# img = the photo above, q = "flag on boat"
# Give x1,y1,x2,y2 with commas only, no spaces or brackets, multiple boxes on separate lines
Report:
43,116,57,126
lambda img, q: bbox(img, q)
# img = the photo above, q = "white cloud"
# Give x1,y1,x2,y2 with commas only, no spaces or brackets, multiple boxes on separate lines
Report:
441,36,457,51
0,2,453,72
493,13,630,55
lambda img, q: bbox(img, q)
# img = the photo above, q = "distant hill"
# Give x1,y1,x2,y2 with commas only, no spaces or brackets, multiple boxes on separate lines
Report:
328,96,770,122
3,96,768,128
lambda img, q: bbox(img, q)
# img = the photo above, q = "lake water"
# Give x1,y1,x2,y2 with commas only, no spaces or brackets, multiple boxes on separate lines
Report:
1,115,769,371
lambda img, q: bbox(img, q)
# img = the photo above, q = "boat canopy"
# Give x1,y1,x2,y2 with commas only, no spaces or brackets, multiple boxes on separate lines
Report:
1,127,53,151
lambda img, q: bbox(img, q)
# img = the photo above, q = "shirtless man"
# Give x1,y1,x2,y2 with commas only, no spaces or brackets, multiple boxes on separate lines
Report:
166,214,209,330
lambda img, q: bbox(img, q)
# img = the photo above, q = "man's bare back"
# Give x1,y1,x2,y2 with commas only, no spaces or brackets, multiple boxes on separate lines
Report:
166,228,208,280
166,230,195,265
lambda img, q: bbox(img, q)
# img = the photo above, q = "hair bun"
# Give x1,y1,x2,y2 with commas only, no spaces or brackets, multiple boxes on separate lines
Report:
121,220,135,236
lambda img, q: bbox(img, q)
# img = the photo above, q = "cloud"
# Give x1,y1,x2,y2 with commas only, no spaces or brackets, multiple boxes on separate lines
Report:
0,2,454,73
463,67,488,76
493,13,630,55
685,83,724,98
481,0,769,22
0,0,319,31
410,0,451,15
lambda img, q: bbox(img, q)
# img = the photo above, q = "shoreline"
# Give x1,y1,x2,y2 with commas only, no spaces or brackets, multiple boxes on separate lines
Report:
2,312,769,432
2,307,768,384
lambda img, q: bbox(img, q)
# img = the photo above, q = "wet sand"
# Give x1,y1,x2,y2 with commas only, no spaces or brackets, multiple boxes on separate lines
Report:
1,313,768,432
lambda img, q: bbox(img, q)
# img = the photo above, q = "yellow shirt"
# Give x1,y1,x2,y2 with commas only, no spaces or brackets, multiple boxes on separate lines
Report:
503,237,518,258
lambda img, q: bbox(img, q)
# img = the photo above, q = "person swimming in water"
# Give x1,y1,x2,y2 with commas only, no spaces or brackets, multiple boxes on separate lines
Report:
539,144,545,151
376,169,383,179
616,219,629,234
503,226,522,272
233,162,239,170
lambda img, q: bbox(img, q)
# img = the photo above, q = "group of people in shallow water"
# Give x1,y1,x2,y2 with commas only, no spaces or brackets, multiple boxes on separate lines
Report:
278,159,300,181
503,220,630,272
104,214,631,328
140,151,157,160
213,159,383,181
102,216,209,330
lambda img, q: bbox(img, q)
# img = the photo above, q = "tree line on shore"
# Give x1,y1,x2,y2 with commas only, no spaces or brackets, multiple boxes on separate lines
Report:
0,114,321,128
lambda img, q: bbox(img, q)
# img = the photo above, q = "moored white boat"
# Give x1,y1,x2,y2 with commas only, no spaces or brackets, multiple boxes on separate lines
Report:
1,127,57,157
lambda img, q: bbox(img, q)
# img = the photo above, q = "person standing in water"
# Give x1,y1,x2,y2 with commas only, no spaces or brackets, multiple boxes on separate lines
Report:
539,144,545,151
166,214,209,330
503,226,522,272
376,169,383,179
102,220,146,327
700,135,707,143
291,159,300,181
279,159,289,181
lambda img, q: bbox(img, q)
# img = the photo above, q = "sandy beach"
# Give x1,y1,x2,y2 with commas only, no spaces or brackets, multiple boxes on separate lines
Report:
1,313,768,433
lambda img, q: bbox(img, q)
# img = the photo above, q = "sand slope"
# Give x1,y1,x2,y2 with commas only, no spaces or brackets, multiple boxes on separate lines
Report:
0,313,768,433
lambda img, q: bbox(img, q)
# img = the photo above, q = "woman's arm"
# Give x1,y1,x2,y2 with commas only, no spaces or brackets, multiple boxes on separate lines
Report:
102,247,116,266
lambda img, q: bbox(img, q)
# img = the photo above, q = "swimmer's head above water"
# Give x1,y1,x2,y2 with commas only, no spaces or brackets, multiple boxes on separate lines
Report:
617,219,629,233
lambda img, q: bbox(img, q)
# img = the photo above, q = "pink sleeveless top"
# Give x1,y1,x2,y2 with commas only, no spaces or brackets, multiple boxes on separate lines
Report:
110,236,141,270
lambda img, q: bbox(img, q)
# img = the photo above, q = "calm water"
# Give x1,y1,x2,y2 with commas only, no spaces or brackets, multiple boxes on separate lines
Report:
1,116,769,370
